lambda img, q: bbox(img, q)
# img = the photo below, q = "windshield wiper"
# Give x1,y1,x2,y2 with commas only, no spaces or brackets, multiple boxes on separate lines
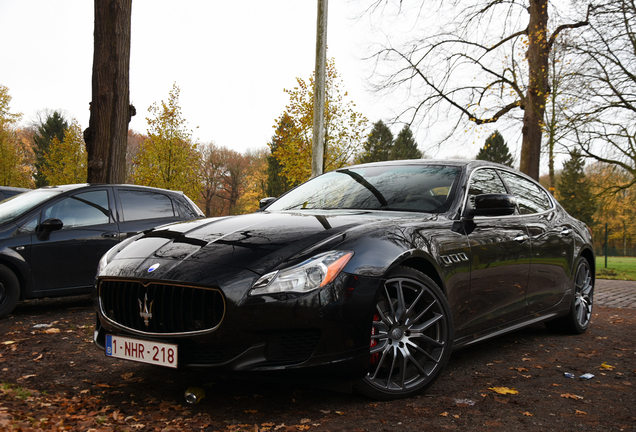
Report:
338,170,388,207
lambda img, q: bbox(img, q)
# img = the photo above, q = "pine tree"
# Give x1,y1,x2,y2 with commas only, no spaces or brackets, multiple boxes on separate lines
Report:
390,125,422,160
475,130,514,167
33,111,69,187
358,120,393,163
557,150,595,226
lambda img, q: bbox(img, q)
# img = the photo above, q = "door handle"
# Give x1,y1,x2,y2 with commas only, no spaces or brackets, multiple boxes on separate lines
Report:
514,235,529,243
560,229,572,236
101,232,118,238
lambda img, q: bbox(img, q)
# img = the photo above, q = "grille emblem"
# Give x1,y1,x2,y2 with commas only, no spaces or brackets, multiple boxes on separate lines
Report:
138,293,154,326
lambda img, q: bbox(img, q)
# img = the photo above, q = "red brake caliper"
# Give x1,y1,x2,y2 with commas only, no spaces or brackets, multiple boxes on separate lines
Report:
370,314,380,365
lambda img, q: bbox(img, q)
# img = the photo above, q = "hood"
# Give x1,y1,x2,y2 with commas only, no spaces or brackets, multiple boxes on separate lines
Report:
110,210,417,276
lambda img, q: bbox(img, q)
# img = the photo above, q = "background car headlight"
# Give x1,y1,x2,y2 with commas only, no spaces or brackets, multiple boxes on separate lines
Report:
250,250,354,295
96,233,142,276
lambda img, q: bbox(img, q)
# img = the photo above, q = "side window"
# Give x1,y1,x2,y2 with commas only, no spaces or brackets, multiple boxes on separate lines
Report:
43,190,110,229
15,215,39,235
119,190,175,221
499,171,552,215
467,169,508,209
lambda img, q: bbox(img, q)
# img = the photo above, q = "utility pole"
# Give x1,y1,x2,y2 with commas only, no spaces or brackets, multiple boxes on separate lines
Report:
311,0,328,178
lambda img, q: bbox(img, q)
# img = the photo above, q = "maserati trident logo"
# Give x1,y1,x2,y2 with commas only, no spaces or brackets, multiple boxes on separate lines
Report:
138,293,154,327
148,263,160,272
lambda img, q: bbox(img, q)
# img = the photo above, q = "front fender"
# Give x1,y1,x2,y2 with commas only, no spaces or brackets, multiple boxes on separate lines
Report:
0,247,33,300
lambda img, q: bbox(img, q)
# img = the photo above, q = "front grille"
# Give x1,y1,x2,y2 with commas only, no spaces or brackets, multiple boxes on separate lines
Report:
264,330,321,363
99,278,225,334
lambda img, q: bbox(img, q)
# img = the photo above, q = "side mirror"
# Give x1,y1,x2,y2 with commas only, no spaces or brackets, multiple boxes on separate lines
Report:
36,218,63,241
259,197,277,210
464,194,516,219
39,218,64,232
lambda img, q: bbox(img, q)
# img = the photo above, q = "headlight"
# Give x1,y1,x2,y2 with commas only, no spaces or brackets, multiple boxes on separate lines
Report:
250,250,354,295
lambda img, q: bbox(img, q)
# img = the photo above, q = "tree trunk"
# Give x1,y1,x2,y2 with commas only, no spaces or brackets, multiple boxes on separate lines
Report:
519,0,549,181
85,0,133,184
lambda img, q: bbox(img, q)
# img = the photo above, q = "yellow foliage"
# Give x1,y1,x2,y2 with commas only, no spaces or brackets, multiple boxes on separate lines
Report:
272,58,368,185
133,83,201,201
0,86,33,188
41,119,86,185
587,163,636,255
235,149,269,214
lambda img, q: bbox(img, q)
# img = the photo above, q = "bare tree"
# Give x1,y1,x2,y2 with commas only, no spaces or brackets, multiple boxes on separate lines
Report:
199,143,228,217
84,0,134,183
566,0,636,191
366,0,590,180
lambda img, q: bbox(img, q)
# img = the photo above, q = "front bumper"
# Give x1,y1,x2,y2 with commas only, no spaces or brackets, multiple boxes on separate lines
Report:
94,270,382,378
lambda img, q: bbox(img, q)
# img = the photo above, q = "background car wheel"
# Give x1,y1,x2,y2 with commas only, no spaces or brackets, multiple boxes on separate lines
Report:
545,257,594,334
354,267,454,400
0,264,20,319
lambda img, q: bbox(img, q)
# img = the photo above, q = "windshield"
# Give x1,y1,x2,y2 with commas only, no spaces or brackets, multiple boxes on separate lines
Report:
266,165,461,213
0,189,63,225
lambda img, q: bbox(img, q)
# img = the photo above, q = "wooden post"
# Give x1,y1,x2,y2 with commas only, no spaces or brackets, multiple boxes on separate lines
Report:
311,0,328,178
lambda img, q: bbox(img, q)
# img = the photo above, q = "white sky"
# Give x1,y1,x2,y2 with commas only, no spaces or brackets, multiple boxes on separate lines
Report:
0,0,530,165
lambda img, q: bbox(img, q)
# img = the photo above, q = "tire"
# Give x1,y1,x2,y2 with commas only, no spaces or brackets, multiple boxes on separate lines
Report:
0,264,20,319
545,257,594,334
354,267,454,400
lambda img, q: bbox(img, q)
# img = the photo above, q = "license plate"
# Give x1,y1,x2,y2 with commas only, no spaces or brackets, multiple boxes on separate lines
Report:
106,334,178,368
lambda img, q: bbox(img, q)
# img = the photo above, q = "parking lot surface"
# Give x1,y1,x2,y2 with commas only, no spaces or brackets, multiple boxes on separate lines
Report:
595,279,636,309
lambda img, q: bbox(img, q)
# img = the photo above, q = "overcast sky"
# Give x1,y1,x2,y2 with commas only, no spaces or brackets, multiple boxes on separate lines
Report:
0,0,516,164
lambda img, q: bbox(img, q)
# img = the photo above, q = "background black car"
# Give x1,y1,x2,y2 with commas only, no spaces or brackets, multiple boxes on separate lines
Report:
0,186,30,201
94,160,594,400
0,184,203,318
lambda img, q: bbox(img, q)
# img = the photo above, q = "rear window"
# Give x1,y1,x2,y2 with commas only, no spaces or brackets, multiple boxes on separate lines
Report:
119,190,176,221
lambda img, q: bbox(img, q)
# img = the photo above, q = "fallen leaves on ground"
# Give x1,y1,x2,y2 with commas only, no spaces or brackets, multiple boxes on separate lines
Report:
600,362,615,370
561,393,584,400
488,387,519,395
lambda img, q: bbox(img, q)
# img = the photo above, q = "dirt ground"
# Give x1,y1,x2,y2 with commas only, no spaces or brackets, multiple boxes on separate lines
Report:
0,295,634,432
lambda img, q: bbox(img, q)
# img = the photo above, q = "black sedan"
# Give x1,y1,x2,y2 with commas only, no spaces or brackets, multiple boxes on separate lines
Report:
0,184,204,318
0,186,30,201
93,160,594,400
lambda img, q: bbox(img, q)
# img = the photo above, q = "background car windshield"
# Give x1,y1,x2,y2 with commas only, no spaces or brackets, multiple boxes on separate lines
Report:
0,190,63,225
267,165,460,213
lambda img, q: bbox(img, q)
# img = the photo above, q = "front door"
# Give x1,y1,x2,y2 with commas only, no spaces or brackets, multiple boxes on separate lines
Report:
463,168,530,334
31,189,119,294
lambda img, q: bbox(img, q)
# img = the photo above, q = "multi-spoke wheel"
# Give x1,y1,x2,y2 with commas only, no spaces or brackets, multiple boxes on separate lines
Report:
545,257,594,334
0,264,20,319
354,267,453,400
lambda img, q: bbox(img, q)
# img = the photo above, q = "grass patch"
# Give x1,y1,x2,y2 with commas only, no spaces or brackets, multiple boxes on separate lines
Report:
0,382,32,400
595,256,636,280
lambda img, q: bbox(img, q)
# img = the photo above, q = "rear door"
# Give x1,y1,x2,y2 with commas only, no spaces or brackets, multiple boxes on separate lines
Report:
498,170,574,314
113,187,184,238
